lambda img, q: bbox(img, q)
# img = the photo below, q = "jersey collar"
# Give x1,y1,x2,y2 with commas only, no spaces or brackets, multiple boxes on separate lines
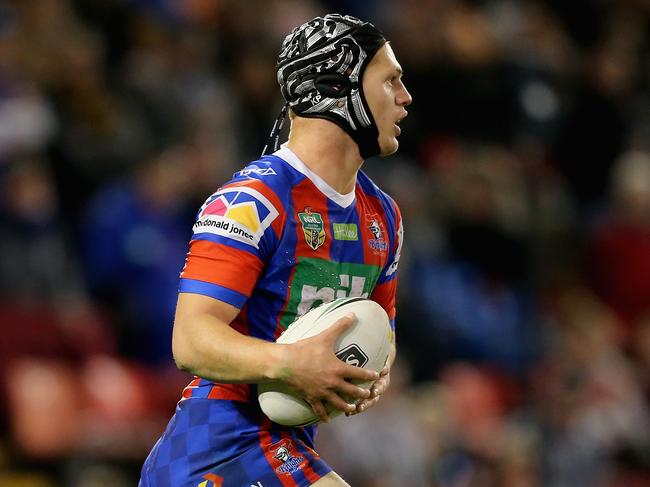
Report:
274,144,357,208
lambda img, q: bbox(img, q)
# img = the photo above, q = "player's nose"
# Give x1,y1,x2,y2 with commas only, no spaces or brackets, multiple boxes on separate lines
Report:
397,81,412,107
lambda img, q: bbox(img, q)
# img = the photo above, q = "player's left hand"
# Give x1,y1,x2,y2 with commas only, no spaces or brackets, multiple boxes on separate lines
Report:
346,364,390,416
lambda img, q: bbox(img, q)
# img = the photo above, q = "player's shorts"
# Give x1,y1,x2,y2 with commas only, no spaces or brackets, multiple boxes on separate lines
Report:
139,398,332,487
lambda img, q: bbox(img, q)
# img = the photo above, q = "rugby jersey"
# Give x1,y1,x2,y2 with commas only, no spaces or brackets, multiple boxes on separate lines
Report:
178,144,403,405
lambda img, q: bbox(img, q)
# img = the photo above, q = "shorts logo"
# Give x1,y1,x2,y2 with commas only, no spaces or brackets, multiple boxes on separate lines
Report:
333,223,358,241
197,473,223,487
194,187,279,249
298,207,326,250
270,440,306,475
336,344,368,367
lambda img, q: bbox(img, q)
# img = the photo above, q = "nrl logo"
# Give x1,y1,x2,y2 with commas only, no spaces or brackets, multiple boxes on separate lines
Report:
298,207,326,251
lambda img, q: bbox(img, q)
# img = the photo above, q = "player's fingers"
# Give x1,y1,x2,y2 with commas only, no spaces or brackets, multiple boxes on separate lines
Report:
322,313,357,343
379,365,389,376
306,399,330,423
324,391,356,415
336,380,371,400
341,363,380,382
360,396,380,411
347,395,380,416
370,378,388,397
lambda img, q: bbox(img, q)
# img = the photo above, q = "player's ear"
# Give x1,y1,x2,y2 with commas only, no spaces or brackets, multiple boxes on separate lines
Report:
314,74,352,98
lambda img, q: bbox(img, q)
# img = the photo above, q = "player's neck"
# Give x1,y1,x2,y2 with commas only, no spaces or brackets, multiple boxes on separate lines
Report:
286,118,363,194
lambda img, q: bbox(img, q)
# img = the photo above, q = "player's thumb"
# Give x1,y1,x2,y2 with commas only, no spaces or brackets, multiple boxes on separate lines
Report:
323,312,357,343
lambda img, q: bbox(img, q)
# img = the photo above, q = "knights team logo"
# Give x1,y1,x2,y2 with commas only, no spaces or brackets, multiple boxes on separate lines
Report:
298,208,326,250
270,440,306,475
369,220,382,239
367,219,388,254
274,446,291,463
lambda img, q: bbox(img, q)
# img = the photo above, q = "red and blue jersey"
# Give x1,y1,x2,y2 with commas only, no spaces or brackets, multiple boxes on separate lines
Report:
178,145,403,405
140,146,403,486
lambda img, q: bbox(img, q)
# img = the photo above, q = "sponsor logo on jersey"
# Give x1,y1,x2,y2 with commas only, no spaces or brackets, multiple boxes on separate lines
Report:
279,259,381,329
298,207,326,250
269,440,305,475
333,223,358,241
336,344,369,367
197,473,223,487
194,187,279,249
236,166,277,177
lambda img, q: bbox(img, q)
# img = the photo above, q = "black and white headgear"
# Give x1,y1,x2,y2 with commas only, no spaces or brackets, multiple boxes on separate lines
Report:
262,14,387,159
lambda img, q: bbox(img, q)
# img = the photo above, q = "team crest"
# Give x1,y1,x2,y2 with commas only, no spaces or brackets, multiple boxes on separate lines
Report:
369,220,382,239
269,439,306,475
298,207,326,250
367,219,388,254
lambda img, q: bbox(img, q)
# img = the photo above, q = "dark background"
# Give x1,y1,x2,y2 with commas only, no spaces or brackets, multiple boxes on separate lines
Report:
0,0,649,486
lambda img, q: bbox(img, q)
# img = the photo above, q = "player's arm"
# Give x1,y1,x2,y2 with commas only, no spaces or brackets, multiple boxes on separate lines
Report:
172,292,379,420
173,292,281,383
349,200,403,415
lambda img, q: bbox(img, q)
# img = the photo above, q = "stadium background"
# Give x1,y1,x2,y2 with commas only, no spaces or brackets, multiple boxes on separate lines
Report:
0,0,649,485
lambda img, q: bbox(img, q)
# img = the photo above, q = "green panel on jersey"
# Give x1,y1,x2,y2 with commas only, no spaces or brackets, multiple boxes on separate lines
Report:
279,258,381,330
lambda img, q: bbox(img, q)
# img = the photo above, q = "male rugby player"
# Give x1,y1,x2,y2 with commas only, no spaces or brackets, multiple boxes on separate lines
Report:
140,13,411,486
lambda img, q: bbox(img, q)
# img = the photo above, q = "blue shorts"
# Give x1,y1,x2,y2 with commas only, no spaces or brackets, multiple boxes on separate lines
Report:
139,398,332,487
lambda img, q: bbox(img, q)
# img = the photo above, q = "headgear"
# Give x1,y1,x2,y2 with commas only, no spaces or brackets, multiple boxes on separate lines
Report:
262,14,386,158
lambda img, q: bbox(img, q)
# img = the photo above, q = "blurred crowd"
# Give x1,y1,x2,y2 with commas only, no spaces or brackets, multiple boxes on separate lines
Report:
0,0,648,486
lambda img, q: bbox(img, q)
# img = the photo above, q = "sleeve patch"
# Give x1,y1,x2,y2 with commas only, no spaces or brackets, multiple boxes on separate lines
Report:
193,186,280,249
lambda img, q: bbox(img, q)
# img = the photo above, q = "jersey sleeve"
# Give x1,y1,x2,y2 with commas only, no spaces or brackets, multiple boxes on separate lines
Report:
179,179,285,308
370,200,403,330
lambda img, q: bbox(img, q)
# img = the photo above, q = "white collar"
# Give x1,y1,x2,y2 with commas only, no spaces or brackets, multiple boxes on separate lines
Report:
274,144,356,208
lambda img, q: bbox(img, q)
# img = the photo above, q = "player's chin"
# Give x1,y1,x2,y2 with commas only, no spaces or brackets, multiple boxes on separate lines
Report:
379,138,399,157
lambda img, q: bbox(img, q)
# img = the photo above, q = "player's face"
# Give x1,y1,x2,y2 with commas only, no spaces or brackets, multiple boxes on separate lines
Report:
363,43,412,156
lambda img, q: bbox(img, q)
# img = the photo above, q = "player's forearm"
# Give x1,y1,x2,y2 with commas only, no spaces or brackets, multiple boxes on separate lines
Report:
172,312,287,384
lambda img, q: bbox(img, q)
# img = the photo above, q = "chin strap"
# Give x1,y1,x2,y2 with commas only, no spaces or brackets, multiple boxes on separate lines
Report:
261,103,289,157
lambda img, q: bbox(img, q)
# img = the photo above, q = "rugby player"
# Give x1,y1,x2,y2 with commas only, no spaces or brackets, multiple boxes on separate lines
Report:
140,13,411,486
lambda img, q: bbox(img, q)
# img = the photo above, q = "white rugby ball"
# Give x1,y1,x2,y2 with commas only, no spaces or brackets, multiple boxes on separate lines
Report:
258,297,392,427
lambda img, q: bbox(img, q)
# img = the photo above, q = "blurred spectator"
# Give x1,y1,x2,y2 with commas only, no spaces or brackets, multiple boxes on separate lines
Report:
406,145,537,376
81,145,194,365
534,282,650,487
317,361,433,486
0,159,115,404
0,159,83,301
0,2,57,160
584,150,650,340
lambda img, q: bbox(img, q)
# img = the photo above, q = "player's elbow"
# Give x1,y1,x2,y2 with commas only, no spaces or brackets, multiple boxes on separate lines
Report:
171,321,196,374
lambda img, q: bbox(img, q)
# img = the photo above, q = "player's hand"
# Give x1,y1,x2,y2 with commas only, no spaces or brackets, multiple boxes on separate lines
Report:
346,364,390,416
279,312,380,423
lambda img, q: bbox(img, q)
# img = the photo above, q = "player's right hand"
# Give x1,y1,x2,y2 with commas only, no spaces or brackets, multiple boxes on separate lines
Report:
276,313,380,422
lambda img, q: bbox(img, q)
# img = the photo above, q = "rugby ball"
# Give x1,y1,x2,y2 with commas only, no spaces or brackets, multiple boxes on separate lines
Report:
258,297,392,427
